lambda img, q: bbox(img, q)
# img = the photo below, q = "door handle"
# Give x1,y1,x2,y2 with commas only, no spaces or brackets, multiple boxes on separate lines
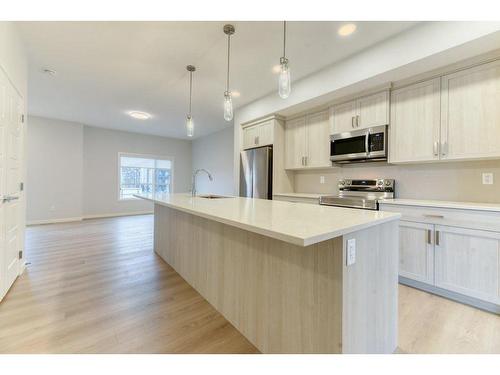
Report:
435,230,440,246
2,196,19,203
427,229,432,245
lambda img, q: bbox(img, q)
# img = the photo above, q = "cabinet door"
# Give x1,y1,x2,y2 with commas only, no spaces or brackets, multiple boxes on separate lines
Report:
305,110,331,168
257,120,274,147
399,221,434,284
330,100,356,133
389,79,441,163
441,60,500,161
356,91,389,129
434,225,500,304
285,116,306,169
242,125,258,150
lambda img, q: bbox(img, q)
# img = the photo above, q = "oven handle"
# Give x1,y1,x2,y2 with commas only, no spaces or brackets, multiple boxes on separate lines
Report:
365,128,370,156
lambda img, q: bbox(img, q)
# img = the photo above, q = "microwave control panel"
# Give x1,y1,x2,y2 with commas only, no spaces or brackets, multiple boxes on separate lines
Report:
369,132,385,152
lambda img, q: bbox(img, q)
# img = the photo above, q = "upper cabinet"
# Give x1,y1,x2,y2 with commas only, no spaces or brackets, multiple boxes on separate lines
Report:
330,90,389,134
440,59,500,161
389,78,441,163
242,119,274,150
285,110,330,169
390,60,500,164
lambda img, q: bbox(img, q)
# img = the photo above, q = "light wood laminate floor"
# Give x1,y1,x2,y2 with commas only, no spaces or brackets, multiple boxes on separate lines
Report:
0,215,499,354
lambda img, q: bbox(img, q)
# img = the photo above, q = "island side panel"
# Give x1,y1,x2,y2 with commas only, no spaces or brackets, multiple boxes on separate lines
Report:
341,220,399,354
153,203,344,354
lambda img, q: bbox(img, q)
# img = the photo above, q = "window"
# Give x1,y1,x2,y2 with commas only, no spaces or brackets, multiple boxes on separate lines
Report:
119,154,173,200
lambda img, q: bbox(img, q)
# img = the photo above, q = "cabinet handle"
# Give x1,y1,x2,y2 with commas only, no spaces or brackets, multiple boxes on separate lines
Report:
351,116,355,128
435,230,440,246
301,156,304,166
424,214,444,219
304,156,308,166
433,141,439,156
255,136,259,145
356,115,360,127
427,229,432,245
441,141,447,156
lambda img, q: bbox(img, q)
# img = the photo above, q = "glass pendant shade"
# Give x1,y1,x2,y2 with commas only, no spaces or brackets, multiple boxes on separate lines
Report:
278,57,291,99
223,91,233,122
186,115,194,137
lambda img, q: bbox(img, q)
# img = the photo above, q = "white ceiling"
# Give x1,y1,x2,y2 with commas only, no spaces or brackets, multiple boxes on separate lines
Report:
18,21,418,139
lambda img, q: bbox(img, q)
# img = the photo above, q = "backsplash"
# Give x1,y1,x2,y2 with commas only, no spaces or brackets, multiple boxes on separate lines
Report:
294,160,500,203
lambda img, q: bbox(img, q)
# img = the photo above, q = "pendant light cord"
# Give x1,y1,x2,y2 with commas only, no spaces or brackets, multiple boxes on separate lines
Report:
188,71,193,116
226,33,231,92
283,21,286,57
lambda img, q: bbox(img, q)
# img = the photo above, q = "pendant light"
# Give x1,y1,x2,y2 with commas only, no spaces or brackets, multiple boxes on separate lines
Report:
223,24,235,122
186,65,196,137
278,21,291,99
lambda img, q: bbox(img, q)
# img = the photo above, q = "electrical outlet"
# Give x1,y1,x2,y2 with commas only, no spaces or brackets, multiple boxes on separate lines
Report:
346,239,356,266
320,176,325,184
482,172,494,185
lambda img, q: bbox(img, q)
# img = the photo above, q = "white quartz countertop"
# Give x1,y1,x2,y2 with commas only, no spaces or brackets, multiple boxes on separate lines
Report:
379,198,500,213
136,193,400,247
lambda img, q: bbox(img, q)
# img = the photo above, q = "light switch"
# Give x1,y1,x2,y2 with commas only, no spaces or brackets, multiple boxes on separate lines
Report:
346,238,356,266
320,176,325,184
482,173,494,185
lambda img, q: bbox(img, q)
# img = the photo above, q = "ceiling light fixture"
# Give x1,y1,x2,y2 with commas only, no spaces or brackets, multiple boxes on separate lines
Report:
128,111,152,120
223,24,235,122
338,23,357,36
278,21,291,99
186,65,196,137
43,68,57,76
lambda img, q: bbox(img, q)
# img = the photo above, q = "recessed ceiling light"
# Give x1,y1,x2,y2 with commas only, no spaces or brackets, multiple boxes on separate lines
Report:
338,23,357,37
272,64,281,74
42,68,57,76
232,90,241,98
127,111,152,120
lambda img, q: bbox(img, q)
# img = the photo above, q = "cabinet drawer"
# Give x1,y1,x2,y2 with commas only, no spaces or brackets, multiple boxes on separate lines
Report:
380,203,500,232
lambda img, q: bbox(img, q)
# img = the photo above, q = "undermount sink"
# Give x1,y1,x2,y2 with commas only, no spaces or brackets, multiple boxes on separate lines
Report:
197,194,232,199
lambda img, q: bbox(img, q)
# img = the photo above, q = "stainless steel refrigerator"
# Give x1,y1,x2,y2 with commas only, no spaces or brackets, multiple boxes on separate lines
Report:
239,146,273,199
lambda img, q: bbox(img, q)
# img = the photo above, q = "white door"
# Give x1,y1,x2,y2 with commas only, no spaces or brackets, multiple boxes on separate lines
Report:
398,221,434,284
356,91,389,129
434,225,500,305
441,59,500,161
242,125,258,150
285,116,306,169
330,100,356,133
256,120,274,147
0,68,24,300
305,110,330,168
389,78,441,163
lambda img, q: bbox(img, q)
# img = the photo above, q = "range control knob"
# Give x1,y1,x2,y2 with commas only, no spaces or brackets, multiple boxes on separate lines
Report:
385,180,392,186
377,180,384,186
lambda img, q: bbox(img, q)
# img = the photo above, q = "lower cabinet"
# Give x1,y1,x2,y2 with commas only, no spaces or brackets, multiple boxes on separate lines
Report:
434,225,500,305
381,203,500,310
399,221,434,284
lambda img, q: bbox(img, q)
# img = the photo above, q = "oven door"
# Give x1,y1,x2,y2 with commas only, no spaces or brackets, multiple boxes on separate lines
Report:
330,129,369,162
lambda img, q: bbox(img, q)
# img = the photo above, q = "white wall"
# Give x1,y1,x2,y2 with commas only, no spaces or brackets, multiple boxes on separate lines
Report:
27,116,83,223
192,126,234,195
26,116,192,223
83,125,192,217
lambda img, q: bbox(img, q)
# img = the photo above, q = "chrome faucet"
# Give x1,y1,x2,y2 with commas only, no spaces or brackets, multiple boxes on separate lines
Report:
191,169,214,197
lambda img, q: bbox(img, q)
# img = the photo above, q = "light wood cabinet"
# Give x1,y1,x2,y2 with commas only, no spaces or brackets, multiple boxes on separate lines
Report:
242,119,274,150
389,78,441,163
434,225,500,305
285,110,330,169
399,221,434,284
441,59,500,161
330,91,389,134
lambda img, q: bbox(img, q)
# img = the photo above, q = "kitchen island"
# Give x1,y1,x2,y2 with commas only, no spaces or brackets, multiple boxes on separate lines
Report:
136,193,401,354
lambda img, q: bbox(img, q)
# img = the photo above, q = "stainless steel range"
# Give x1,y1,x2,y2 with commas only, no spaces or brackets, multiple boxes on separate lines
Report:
319,179,395,210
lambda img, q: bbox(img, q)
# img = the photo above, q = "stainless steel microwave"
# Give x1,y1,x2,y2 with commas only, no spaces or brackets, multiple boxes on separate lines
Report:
330,125,387,163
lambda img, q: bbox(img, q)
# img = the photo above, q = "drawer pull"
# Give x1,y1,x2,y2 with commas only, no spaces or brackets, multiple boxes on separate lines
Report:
424,214,444,219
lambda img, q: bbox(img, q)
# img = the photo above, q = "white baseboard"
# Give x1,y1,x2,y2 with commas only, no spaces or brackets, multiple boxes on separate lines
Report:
27,217,83,226
83,211,153,220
